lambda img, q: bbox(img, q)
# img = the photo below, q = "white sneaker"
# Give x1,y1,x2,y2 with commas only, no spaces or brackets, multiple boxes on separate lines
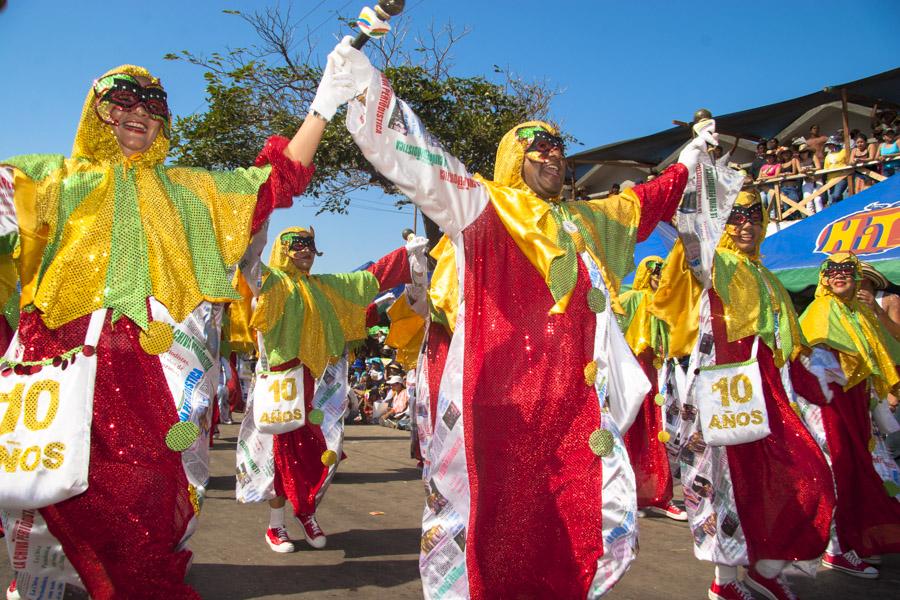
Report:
6,579,19,600
265,527,295,553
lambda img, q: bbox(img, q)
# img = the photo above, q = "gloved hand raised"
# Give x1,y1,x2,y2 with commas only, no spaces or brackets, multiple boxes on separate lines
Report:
677,119,719,173
333,35,376,97
309,47,358,121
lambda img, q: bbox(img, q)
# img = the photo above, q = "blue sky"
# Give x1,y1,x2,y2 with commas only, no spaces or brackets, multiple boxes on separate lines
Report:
2,0,899,273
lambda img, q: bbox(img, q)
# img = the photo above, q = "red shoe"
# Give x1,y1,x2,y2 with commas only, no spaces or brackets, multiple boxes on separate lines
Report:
745,568,798,600
648,502,688,521
264,527,295,553
708,580,753,600
297,513,327,549
822,551,879,579
6,579,19,600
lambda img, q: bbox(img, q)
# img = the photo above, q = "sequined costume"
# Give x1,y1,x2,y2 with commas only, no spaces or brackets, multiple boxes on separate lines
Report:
236,227,411,516
0,65,313,600
618,256,674,510
650,190,835,568
797,252,900,557
347,71,687,599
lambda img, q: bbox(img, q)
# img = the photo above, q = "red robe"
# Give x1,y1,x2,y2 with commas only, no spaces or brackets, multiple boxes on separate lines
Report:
623,348,674,509
821,374,900,555
709,292,835,563
460,170,684,598
27,137,311,600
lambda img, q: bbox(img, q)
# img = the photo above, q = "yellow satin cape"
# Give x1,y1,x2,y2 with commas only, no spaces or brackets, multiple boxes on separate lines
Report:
800,251,900,397
427,121,640,328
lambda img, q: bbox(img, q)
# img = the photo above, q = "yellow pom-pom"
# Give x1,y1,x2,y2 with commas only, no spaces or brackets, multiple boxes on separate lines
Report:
584,361,598,386
140,321,174,355
321,450,338,466
658,431,671,443
654,393,666,407
868,437,877,453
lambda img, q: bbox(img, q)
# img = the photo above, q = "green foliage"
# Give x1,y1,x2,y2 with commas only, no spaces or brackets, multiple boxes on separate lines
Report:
166,11,555,213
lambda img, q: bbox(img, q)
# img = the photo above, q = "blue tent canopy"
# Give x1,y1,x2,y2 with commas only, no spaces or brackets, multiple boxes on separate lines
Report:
761,175,900,290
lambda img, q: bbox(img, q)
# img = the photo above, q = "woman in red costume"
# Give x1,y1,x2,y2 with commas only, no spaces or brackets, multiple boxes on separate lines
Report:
0,58,352,599
651,190,835,600
798,252,900,579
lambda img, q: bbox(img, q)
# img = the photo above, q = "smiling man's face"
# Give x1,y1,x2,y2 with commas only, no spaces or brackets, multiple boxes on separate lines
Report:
519,128,566,199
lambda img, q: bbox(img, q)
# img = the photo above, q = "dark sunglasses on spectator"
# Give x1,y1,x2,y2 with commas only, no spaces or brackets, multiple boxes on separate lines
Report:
727,204,763,226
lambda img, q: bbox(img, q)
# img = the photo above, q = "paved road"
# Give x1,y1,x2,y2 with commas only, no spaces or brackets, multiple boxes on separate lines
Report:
3,422,898,598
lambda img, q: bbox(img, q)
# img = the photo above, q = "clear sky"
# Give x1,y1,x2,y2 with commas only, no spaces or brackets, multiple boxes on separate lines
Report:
2,0,899,273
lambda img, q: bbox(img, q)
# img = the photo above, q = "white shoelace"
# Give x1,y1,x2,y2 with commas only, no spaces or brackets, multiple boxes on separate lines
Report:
843,550,865,567
303,516,323,537
272,527,290,542
729,581,753,600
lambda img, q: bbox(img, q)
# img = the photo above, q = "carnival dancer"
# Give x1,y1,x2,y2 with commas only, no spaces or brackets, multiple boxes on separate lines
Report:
0,57,353,599
651,190,836,600
796,252,900,578
236,226,427,553
618,256,686,521
325,37,713,599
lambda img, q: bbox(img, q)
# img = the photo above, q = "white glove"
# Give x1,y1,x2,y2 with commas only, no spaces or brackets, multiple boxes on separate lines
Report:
333,35,376,98
405,235,428,257
677,120,718,173
309,50,358,121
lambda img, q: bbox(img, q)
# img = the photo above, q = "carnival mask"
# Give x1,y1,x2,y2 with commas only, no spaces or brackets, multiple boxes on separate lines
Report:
517,126,565,162
94,73,170,131
726,204,764,227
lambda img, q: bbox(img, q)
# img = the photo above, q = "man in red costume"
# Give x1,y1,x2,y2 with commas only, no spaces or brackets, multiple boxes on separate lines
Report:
327,37,707,598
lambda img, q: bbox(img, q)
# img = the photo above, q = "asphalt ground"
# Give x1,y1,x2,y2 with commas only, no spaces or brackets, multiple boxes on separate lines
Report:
3,421,897,598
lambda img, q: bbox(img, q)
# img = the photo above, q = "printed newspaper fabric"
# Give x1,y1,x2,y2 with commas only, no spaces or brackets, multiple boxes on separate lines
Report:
150,299,221,496
0,510,81,600
675,293,749,565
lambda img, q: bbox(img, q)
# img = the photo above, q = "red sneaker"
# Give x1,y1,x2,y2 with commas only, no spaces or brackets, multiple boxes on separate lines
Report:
6,579,19,600
648,502,689,521
264,527,295,553
745,568,798,600
708,580,753,600
297,513,327,549
822,551,879,579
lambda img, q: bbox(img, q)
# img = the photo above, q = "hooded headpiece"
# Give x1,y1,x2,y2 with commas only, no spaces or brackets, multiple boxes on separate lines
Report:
801,251,900,396
493,120,561,195
73,65,171,166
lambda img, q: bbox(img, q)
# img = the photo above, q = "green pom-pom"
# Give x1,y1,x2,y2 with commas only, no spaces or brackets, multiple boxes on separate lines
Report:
587,288,607,313
308,409,325,426
654,393,666,407
884,480,900,498
166,421,199,452
588,428,615,457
